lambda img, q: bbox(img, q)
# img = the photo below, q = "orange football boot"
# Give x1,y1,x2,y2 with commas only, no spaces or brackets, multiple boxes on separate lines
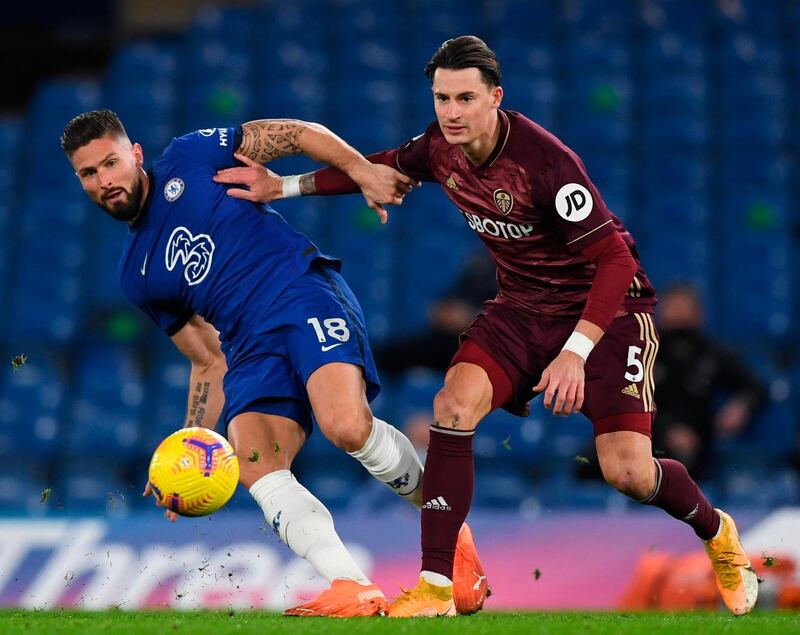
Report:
389,578,456,617
704,509,759,615
283,579,389,617
453,522,491,615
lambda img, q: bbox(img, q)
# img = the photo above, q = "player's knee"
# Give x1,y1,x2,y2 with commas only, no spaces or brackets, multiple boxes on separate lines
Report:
601,462,653,499
433,387,477,430
316,405,372,453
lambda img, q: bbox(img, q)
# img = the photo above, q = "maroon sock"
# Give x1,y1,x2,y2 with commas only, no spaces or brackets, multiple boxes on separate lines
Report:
642,458,720,540
420,426,475,579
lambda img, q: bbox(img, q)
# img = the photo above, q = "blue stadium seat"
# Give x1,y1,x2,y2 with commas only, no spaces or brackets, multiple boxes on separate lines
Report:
473,461,531,510
58,462,130,515
257,77,326,121
255,40,328,83
640,237,710,295
180,80,253,132
641,33,706,75
336,40,403,80
0,118,22,196
488,0,562,35
474,408,547,462
67,344,144,458
107,41,178,82
294,455,367,510
0,353,65,460
83,213,130,309
143,346,191,451
539,473,628,510
410,3,488,58
25,80,101,178
332,0,405,41
392,372,443,425
0,461,50,516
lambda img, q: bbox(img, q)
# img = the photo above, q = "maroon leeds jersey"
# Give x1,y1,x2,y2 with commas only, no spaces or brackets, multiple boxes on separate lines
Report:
394,109,656,317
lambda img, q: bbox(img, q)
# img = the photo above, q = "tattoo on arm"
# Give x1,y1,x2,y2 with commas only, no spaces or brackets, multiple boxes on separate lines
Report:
299,173,316,195
187,381,211,427
239,120,307,163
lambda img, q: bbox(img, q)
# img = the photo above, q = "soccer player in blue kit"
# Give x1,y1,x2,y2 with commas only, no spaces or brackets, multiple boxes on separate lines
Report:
60,110,488,617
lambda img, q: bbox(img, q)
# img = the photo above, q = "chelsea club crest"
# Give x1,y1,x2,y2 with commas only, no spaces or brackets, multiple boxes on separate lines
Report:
164,178,185,202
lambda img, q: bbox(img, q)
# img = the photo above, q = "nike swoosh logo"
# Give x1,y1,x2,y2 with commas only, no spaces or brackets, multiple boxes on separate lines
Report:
140,253,148,276
321,343,343,352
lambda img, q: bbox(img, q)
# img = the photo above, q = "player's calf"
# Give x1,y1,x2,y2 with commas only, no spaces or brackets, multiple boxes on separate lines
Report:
348,417,424,508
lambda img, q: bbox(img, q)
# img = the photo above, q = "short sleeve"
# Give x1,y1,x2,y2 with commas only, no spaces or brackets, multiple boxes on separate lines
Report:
140,302,193,337
167,127,242,170
395,125,437,182
120,276,193,336
548,148,616,253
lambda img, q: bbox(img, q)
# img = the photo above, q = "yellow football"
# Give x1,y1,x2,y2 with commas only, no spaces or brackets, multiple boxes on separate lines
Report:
148,427,239,517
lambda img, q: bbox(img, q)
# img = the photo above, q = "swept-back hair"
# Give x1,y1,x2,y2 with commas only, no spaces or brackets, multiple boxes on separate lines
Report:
61,109,128,156
425,35,501,87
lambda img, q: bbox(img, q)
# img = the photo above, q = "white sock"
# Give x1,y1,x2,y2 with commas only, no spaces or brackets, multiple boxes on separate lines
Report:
348,417,424,508
420,570,452,587
249,470,370,584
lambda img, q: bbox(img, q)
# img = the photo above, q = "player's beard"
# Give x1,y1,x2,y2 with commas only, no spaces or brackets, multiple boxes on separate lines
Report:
98,174,144,222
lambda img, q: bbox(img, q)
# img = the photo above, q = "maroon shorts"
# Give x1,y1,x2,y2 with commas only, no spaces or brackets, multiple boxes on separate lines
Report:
452,301,659,437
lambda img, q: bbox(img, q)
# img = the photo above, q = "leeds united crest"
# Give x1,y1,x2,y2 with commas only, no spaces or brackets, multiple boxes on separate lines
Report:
493,189,514,215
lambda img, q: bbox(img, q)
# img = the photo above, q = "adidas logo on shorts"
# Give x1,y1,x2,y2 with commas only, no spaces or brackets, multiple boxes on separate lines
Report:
621,383,641,399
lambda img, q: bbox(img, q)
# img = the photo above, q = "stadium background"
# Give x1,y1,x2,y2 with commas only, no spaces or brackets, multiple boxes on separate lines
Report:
0,0,798,612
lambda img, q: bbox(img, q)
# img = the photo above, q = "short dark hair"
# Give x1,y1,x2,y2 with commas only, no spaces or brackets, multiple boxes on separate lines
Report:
60,109,128,156
425,36,501,87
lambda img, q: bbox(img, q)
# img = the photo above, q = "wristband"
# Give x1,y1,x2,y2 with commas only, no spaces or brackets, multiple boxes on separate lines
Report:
281,175,302,198
561,331,594,362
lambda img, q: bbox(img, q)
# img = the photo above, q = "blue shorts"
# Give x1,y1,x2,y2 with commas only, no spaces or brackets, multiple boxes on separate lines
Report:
222,262,380,438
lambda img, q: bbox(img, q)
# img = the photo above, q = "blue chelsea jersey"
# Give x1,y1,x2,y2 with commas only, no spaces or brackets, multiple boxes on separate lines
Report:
118,127,339,360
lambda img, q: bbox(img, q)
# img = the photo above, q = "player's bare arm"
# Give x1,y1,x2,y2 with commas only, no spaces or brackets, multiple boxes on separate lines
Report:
170,314,227,429
534,319,604,417
214,119,416,222
214,119,414,222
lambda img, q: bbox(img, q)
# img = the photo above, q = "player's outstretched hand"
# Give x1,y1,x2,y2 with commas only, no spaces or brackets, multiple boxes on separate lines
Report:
533,350,585,417
143,480,179,523
213,153,283,202
351,163,419,224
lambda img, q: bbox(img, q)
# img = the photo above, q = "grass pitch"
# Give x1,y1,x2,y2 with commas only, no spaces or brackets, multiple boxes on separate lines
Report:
0,610,797,635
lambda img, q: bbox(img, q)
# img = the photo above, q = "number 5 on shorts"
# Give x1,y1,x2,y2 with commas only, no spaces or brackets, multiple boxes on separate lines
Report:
625,345,644,382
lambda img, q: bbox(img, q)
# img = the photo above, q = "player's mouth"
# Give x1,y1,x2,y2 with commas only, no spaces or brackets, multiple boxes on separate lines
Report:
103,189,126,204
444,125,466,134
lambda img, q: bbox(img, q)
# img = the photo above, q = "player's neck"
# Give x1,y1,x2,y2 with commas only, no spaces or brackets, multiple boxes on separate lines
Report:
128,168,150,227
461,110,501,166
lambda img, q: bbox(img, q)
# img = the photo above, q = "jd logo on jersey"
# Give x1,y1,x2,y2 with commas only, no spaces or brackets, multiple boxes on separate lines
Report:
165,226,215,286
555,183,593,222
493,189,514,215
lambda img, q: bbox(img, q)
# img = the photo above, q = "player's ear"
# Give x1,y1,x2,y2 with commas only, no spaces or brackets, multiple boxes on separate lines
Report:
132,142,144,167
492,85,503,109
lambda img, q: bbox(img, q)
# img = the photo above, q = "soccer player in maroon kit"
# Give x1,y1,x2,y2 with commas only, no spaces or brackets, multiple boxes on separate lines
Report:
214,36,758,617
